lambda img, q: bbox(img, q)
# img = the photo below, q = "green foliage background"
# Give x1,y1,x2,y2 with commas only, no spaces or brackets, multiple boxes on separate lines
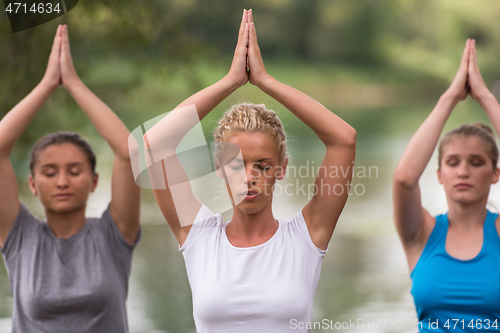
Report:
1,0,500,175
2,1,500,331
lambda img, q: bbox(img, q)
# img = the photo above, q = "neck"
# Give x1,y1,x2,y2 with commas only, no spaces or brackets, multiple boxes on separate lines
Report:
45,205,87,239
227,200,278,243
446,197,488,230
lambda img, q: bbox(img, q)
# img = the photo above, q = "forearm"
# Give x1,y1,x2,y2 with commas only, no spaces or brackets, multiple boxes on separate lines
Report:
394,91,458,187
66,79,130,159
175,76,240,119
477,92,500,136
257,75,356,147
0,81,55,156
144,75,240,153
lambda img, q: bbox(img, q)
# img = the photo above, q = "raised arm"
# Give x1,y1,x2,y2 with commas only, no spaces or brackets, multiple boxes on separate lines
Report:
146,10,250,246
59,25,140,244
468,40,500,136
246,11,356,250
0,26,63,247
393,39,471,268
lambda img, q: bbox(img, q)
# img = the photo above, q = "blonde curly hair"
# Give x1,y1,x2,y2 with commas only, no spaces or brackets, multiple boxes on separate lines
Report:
214,103,287,165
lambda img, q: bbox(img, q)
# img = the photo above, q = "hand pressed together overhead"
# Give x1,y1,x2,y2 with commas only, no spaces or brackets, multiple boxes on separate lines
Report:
227,9,270,89
448,38,490,102
41,24,81,92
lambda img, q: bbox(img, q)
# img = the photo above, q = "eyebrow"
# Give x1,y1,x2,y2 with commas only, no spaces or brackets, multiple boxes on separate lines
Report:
445,154,486,159
225,157,273,163
40,162,85,169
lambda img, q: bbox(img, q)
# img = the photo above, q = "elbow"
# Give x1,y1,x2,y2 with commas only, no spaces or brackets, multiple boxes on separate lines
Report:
336,126,357,148
143,132,151,148
344,126,357,147
324,126,356,150
393,167,418,190
116,146,132,162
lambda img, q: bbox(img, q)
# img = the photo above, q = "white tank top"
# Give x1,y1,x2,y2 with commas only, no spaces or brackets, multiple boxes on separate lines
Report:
180,205,326,333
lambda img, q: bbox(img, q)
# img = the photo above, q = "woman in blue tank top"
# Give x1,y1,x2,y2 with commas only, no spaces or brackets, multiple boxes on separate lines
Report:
393,39,500,332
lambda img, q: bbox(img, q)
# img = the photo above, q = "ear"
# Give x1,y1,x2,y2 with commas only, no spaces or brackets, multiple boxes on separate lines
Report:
437,168,443,184
90,173,99,192
276,158,289,180
29,175,38,196
215,162,224,179
492,167,500,184
217,166,229,183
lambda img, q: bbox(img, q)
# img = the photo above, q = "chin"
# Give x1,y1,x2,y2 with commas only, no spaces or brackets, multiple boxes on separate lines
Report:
450,193,488,206
46,201,85,214
236,197,273,215
239,207,264,215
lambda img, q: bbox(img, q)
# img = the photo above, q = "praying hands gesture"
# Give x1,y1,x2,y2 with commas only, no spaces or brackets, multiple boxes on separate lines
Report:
154,9,356,250
393,39,500,271
0,25,139,247
226,9,274,88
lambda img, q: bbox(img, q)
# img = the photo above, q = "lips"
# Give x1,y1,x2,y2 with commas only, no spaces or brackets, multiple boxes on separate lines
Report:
454,183,473,190
53,193,74,200
241,189,260,200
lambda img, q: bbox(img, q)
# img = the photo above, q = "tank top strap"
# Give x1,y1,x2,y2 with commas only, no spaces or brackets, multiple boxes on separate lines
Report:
484,210,500,253
414,214,448,270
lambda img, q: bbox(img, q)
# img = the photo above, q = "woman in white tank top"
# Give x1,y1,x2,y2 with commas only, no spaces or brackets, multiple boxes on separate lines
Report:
145,9,356,333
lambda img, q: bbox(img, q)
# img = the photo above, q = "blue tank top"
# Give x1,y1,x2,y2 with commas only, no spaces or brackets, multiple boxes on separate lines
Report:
411,211,500,332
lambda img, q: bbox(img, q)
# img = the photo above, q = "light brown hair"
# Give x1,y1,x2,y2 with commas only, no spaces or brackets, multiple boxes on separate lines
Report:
438,123,498,170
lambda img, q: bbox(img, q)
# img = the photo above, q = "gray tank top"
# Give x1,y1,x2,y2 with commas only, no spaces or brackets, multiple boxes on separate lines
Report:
1,203,141,333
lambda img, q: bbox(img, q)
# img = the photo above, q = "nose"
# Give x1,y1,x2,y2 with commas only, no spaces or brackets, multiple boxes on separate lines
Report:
457,161,470,178
56,171,70,188
244,163,258,186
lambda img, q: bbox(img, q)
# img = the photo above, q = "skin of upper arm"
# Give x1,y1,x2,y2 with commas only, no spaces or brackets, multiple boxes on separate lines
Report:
0,158,21,248
109,155,141,245
302,139,356,251
393,177,436,271
153,187,194,247
147,145,200,247
405,212,436,272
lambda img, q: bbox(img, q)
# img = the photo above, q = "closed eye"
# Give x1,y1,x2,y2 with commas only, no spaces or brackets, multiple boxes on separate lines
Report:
470,159,485,167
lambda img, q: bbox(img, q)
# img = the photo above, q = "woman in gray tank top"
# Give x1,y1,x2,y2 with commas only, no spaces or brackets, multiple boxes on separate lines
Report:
0,25,140,333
